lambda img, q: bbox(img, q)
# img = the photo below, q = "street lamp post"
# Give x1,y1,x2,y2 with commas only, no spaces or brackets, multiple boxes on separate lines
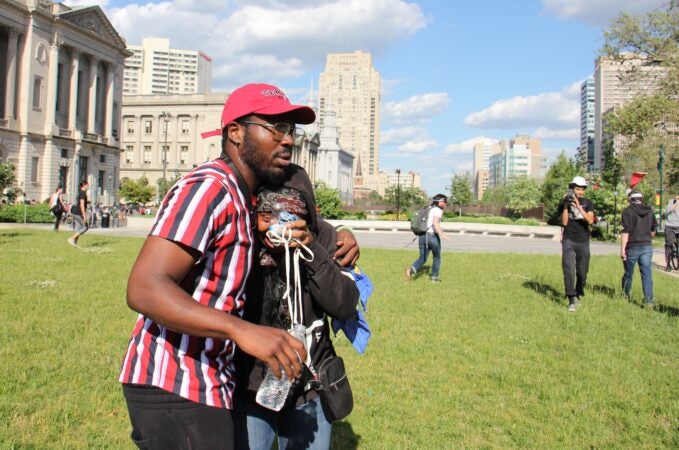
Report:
396,169,401,220
161,111,170,184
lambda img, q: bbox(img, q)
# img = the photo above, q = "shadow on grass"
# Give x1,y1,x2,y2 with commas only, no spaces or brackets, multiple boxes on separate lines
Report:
655,304,679,317
588,284,617,299
330,420,360,450
522,280,562,305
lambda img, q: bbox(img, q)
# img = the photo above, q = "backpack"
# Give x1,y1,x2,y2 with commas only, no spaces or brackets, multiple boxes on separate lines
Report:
410,205,432,235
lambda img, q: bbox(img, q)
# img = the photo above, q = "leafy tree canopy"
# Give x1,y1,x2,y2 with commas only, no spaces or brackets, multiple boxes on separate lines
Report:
0,160,23,203
450,172,474,206
540,152,579,225
384,185,427,213
314,181,344,219
505,176,542,216
119,176,155,205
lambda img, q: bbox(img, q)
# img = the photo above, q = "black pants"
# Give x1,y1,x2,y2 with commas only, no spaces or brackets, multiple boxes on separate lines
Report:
53,211,63,230
122,384,234,450
665,226,678,265
562,238,590,298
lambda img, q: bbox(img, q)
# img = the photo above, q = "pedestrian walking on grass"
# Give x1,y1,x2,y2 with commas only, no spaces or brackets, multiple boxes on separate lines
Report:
664,193,679,272
405,194,449,283
620,191,657,308
49,185,66,231
67,181,89,248
558,176,595,312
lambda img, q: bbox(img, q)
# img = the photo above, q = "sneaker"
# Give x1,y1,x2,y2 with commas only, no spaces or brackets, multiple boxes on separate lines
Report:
404,267,412,281
430,277,441,284
568,303,576,312
645,302,655,310
67,238,78,248
666,266,672,272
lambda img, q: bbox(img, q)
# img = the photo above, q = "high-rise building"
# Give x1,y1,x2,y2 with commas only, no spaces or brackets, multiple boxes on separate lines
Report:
318,51,381,190
580,77,595,171
0,0,128,206
487,135,544,188
593,55,666,170
123,37,212,95
473,141,501,200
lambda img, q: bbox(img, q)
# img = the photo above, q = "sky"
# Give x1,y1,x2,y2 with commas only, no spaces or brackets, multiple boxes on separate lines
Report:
65,0,667,196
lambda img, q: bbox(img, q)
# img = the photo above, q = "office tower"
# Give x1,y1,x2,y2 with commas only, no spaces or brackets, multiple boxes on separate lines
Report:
473,141,501,200
593,55,665,170
318,51,381,186
580,77,595,171
0,0,128,206
487,136,544,188
124,37,212,95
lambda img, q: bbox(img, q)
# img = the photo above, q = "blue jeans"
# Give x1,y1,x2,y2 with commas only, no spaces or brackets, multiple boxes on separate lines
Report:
233,392,331,450
561,238,590,298
622,244,654,303
411,233,442,279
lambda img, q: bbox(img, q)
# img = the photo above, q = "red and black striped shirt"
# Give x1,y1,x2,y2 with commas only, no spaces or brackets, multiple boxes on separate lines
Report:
119,159,253,408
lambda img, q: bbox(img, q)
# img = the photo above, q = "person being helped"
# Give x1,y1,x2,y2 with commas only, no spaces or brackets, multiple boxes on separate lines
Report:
620,191,657,308
67,181,89,248
664,193,679,272
405,194,449,283
233,179,359,450
558,176,595,312
50,185,66,231
118,83,358,450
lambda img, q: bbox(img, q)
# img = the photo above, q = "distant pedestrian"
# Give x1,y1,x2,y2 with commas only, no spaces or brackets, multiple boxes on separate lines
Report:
49,186,66,231
558,176,595,312
620,191,657,308
68,181,89,248
664,193,679,272
405,194,449,283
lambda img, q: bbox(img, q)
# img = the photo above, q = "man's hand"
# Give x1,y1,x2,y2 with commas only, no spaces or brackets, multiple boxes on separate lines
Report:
284,219,313,247
233,322,307,379
335,228,360,267
620,249,627,261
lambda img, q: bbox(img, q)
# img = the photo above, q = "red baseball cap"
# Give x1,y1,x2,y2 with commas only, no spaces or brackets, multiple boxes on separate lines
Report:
201,83,316,138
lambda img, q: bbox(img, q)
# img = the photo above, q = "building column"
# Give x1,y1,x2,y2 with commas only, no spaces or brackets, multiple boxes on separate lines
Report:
4,29,19,119
44,38,62,134
104,64,114,142
68,50,80,130
87,56,98,134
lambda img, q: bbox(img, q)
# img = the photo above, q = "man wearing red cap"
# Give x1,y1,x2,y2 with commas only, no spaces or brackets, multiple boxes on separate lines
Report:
119,83,358,449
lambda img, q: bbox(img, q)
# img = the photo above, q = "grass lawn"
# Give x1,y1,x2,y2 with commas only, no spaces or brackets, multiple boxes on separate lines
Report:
1,229,677,449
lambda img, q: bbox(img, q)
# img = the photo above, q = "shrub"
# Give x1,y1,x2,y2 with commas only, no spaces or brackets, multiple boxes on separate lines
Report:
0,203,54,223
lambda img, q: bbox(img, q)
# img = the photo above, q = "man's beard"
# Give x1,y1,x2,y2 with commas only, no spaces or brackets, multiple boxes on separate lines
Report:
241,134,291,185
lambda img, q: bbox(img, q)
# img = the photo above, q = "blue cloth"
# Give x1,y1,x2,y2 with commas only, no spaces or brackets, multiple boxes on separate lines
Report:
331,266,373,354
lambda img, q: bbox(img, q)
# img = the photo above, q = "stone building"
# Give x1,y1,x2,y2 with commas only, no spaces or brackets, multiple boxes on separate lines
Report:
0,0,129,205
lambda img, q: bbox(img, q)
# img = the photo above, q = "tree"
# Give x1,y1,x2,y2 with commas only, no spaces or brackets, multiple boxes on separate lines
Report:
481,185,509,204
0,160,23,203
450,172,474,206
314,181,344,219
505,176,542,218
383,185,427,213
119,176,155,205
540,152,578,225
158,173,182,201
600,3,678,195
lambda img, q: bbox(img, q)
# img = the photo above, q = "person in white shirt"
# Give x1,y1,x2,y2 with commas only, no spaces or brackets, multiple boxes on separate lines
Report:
405,194,450,283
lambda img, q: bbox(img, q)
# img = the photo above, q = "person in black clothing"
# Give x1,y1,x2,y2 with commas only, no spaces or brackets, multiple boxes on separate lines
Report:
233,166,359,450
620,191,657,308
68,181,89,248
558,176,595,312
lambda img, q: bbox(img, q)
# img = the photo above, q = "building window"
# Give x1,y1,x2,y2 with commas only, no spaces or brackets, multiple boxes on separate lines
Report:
33,76,43,110
127,120,135,134
143,146,152,164
98,170,105,195
125,146,134,164
61,148,68,158
31,157,39,183
144,120,153,134
180,146,189,164
100,154,106,163
181,120,190,134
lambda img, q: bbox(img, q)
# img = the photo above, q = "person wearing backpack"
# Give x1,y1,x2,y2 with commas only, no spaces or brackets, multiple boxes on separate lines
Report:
405,194,449,283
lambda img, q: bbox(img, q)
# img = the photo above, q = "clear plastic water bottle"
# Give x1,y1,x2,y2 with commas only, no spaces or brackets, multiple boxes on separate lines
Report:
255,324,306,411
268,202,298,236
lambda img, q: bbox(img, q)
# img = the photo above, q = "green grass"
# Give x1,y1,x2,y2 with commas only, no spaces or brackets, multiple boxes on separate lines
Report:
1,229,678,449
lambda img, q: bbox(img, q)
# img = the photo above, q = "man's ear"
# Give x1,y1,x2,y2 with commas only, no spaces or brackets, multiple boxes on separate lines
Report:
226,122,243,147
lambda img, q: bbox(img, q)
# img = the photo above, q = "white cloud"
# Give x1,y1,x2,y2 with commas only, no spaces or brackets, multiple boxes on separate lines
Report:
104,0,427,88
464,83,580,131
541,0,666,27
380,126,426,145
397,139,438,154
383,92,450,125
445,136,499,154
533,127,579,141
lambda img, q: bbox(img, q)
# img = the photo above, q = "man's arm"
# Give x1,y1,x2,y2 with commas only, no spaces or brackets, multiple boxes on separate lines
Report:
79,197,87,220
620,232,629,260
126,236,306,378
433,215,449,240
573,197,594,224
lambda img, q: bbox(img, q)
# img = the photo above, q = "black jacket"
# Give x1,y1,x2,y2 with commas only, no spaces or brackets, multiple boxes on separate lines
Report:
621,203,657,247
234,164,359,406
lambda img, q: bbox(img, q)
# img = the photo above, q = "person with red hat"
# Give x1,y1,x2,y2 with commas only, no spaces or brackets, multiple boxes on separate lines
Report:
119,83,359,449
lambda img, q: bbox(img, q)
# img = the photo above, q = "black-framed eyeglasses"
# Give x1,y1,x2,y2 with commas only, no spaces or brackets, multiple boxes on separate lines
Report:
239,120,296,141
